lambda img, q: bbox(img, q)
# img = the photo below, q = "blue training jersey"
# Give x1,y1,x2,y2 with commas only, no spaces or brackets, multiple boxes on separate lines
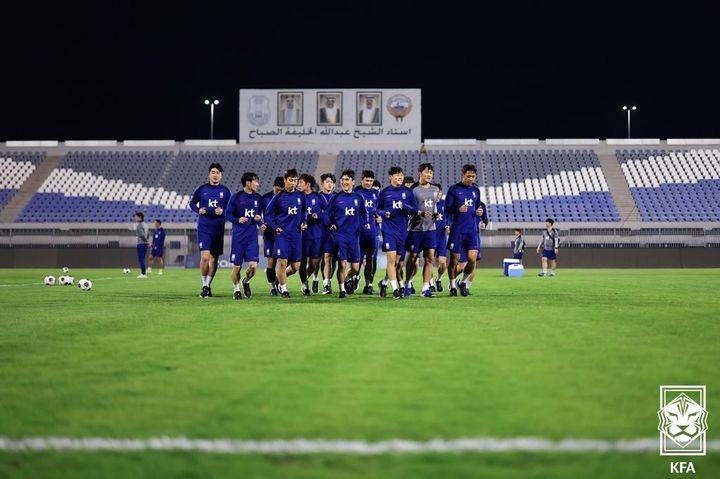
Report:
444,182,484,234
225,191,264,240
152,228,165,248
354,186,379,235
304,192,323,240
189,183,231,234
435,199,447,233
264,189,307,235
319,191,335,240
323,191,369,238
261,191,276,240
376,185,417,236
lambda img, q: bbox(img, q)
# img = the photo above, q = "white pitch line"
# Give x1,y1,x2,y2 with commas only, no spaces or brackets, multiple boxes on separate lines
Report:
0,437,718,454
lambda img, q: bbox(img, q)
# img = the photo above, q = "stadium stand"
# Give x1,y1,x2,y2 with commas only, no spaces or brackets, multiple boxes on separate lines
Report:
617,149,720,222
484,149,620,222
0,152,45,212
15,150,318,223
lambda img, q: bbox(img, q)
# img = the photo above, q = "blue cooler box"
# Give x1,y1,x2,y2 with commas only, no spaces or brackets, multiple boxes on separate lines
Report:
503,258,521,276
508,264,525,277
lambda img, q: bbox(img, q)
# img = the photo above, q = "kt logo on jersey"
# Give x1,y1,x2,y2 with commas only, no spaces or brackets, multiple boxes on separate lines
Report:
657,385,708,455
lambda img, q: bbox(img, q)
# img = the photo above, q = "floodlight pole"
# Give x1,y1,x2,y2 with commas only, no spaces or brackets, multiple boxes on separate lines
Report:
204,99,220,139
622,105,637,138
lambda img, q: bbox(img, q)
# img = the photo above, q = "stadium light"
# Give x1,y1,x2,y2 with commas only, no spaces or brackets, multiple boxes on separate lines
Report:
622,105,637,138
204,99,220,139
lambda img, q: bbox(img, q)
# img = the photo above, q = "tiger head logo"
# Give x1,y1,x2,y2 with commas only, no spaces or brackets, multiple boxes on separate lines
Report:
657,393,708,447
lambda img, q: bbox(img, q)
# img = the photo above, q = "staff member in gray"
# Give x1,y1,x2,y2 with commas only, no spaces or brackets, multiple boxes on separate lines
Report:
135,212,150,279
536,218,559,277
405,162,441,298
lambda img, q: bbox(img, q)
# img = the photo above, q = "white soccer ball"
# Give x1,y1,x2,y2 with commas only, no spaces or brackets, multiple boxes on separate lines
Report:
44,275,56,286
63,276,74,286
62,267,70,274
59,275,68,285
122,268,131,274
78,278,92,291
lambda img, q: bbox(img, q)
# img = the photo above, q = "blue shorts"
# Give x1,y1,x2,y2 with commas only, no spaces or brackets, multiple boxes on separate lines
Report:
231,236,259,265
302,237,322,259
274,233,302,263
448,231,479,255
435,232,448,257
263,232,275,258
321,234,335,255
542,249,557,260
334,236,361,263
198,230,224,256
382,231,407,254
151,246,164,258
513,252,523,260
360,232,378,251
405,230,436,254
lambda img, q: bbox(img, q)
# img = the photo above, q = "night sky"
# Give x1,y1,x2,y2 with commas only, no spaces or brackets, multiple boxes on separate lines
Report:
2,2,719,141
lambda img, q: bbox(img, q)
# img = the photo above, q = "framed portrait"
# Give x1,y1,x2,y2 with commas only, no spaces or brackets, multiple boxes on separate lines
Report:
277,92,303,126
356,91,382,126
317,91,343,126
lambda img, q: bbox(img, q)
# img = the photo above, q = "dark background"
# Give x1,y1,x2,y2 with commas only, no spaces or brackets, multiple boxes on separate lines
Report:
2,2,719,141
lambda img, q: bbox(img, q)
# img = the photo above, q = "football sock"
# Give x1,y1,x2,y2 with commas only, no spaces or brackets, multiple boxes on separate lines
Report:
389,280,398,291
450,279,457,288
422,282,430,292
233,283,241,292
340,282,346,292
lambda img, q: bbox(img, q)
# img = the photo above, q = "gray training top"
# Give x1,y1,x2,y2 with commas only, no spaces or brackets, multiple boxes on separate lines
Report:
540,228,559,251
136,221,149,244
513,235,526,254
409,183,440,232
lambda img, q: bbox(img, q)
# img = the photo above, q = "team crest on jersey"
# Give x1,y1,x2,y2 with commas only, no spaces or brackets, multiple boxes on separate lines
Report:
254,200,258,207
312,199,316,205
220,192,224,198
401,192,406,199
354,199,358,206
297,197,301,204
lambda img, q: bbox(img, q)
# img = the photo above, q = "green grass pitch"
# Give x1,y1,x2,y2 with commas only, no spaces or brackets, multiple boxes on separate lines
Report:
0,267,718,478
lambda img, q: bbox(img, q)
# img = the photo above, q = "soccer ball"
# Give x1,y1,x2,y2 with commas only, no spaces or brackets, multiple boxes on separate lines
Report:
44,275,56,286
122,268,131,274
59,275,68,285
60,275,74,286
62,267,70,274
78,279,92,291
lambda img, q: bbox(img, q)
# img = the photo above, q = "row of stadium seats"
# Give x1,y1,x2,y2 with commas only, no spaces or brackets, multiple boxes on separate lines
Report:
617,149,720,222
3,148,719,223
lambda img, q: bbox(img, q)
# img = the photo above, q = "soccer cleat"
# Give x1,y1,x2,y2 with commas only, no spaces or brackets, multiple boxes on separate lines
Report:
449,287,458,297
137,274,147,279
207,287,213,297
410,284,416,294
243,282,252,299
459,282,469,297
404,286,413,297
378,281,387,298
362,284,373,295
435,280,444,292
392,289,404,300
281,291,290,299
200,286,210,298
422,289,436,298
549,272,556,277
158,270,163,275
270,287,279,296
538,272,546,277
302,287,311,296
322,284,332,295
312,280,319,294
233,291,243,300
339,290,347,298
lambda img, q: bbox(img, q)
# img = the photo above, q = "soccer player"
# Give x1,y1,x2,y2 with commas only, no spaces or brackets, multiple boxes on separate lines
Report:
135,212,149,279
445,164,487,297
190,163,231,298
298,174,323,296
319,173,337,294
513,228,526,263
262,176,285,296
323,169,370,298
405,163,441,298
376,166,417,299
537,218,559,276
148,219,165,275
432,185,449,292
226,172,264,300
264,169,307,298
354,170,380,294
